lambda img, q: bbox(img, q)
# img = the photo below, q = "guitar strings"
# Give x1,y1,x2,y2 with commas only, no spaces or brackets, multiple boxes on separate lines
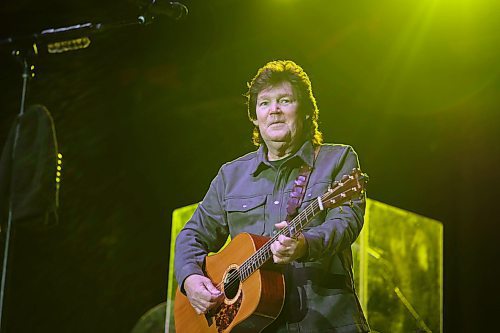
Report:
216,199,321,293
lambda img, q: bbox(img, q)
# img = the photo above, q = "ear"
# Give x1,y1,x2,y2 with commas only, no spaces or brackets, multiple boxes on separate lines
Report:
252,118,259,126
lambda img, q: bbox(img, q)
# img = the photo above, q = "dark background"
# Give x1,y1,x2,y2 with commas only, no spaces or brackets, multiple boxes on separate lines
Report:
0,0,498,332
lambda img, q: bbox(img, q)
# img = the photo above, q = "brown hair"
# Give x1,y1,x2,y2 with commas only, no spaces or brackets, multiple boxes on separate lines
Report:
246,60,322,146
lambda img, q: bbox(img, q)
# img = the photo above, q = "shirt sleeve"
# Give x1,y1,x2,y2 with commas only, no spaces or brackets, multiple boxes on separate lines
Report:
301,146,366,262
174,167,229,293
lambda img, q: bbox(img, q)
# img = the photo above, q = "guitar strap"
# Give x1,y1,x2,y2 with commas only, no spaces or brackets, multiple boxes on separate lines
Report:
285,145,321,228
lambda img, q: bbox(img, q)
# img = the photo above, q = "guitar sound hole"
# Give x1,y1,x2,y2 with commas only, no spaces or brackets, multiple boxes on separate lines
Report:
223,268,240,300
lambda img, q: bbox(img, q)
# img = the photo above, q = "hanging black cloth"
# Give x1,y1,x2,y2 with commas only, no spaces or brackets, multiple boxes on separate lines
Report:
0,104,59,230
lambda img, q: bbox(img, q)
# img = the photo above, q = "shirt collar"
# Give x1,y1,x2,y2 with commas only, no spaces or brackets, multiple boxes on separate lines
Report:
250,140,315,175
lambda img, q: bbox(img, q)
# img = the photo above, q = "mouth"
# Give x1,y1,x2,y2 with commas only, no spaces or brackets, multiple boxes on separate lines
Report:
269,121,285,126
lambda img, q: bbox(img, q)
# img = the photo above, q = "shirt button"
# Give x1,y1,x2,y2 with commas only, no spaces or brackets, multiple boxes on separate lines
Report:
242,204,247,208
274,200,279,205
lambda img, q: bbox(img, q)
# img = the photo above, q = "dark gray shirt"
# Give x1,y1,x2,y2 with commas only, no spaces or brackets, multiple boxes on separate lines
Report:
175,141,370,333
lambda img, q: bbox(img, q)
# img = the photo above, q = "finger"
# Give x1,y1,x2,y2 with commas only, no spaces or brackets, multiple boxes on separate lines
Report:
274,221,288,229
194,295,224,315
271,241,288,256
192,300,208,314
276,245,289,256
207,298,222,309
276,238,295,256
203,280,222,296
270,241,280,255
278,234,295,246
194,298,217,314
273,253,290,264
198,300,216,312
191,291,217,312
195,287,213,299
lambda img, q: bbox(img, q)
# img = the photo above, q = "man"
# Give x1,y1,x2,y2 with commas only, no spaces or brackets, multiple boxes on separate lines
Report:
175,60,370,332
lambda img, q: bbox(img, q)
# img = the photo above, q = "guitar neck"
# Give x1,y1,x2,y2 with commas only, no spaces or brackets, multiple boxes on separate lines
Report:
238,197,324,281
238,168,366,282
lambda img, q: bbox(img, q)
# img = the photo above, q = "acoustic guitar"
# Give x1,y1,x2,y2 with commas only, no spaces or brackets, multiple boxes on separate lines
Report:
174,168,368,333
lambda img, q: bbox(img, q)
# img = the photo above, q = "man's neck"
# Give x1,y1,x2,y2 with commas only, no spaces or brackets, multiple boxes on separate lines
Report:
266,140,300,161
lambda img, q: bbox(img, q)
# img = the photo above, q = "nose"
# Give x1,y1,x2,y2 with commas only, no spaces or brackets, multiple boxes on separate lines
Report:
269,101,281,114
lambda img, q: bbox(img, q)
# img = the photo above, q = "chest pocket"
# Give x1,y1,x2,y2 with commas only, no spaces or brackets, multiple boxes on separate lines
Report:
225,195,266,237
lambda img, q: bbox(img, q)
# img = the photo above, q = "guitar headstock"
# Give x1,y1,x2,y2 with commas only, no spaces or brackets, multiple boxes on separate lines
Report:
321,168,368,209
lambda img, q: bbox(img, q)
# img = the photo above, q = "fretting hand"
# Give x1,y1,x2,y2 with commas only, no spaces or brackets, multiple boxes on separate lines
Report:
270,221,308,264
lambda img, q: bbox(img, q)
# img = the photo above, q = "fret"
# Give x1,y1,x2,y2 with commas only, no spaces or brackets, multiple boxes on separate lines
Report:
291,221,299,236
300,205,311,228
296,216,303,230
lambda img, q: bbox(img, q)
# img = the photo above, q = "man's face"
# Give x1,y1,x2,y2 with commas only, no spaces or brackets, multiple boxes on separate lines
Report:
253,81,304,147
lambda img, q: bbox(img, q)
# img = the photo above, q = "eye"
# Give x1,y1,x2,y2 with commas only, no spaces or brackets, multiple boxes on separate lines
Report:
258,101,269,107
279,98,291,104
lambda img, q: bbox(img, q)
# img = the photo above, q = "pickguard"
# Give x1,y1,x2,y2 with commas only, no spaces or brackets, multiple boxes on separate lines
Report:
214,291,243,333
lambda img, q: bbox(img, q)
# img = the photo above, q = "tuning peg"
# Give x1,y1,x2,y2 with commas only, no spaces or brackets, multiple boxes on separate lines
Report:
361,173,369,183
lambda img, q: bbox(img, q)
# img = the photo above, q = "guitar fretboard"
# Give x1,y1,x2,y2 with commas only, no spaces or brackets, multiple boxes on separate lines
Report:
238,197,323,281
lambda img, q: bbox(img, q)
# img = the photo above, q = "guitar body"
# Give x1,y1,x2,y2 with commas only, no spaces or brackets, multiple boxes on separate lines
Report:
174,233,285,333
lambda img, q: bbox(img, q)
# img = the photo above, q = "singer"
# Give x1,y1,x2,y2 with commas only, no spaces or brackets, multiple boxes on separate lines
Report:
174,60,370,332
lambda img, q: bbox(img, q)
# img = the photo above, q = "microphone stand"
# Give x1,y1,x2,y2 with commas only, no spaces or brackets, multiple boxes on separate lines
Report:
0,3,187,330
